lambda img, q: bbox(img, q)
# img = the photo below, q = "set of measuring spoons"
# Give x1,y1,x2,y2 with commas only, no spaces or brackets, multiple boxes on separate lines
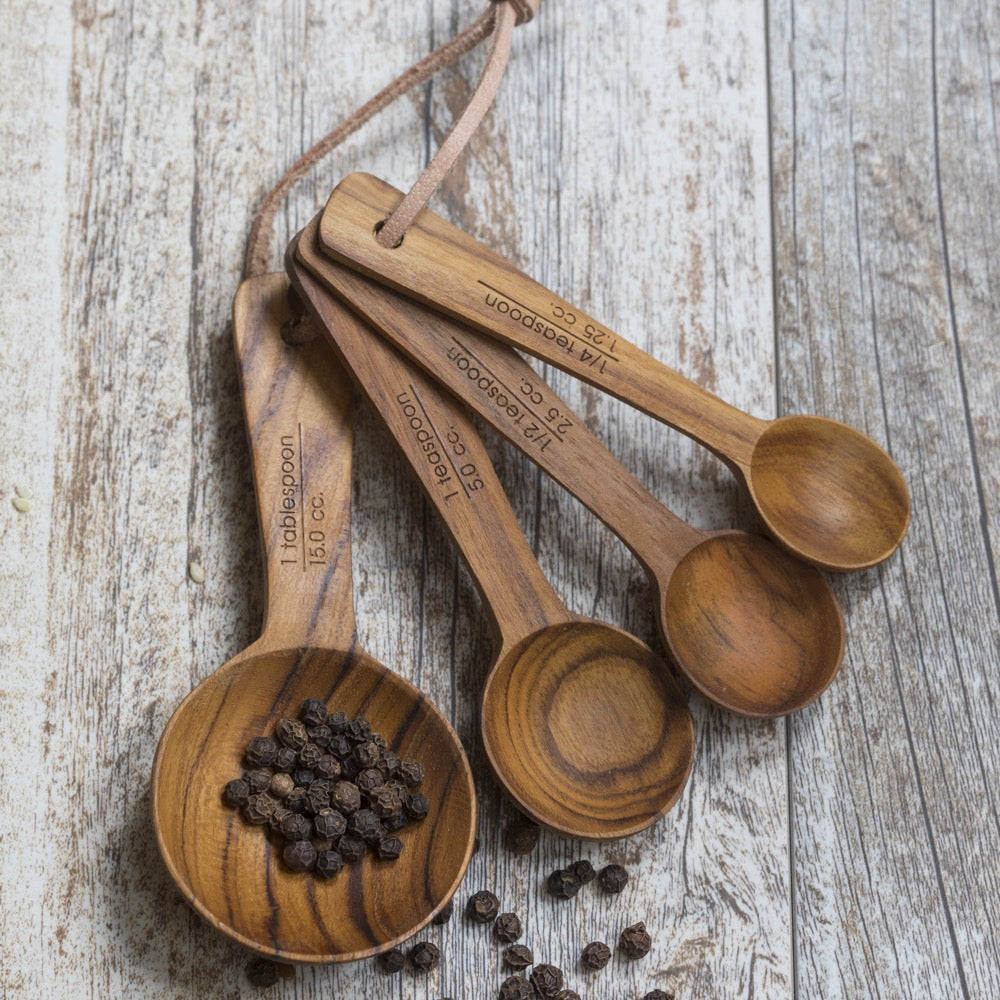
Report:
152,174,909,963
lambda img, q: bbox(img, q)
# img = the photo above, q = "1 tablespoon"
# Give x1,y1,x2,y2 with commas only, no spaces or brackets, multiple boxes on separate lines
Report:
287,244,695,841
150,273,475,963
315,172,910,573
295,223,845,717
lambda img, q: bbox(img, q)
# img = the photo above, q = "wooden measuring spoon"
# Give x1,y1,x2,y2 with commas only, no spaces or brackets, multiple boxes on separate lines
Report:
150,273,475,963
294,221,845,717
314,172,910,573
287,242,695,841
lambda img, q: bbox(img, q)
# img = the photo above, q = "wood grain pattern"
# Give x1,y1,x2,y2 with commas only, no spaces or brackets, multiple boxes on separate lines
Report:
289,249,695,840
3,0,997,996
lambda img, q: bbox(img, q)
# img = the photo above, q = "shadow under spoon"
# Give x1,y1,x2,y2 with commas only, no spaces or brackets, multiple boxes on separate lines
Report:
150,273,475,963
295,222,846,718
315,172,910,573
288,241,695,842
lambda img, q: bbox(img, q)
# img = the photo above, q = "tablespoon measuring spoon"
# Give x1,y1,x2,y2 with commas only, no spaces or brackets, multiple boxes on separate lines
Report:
287,242,695,841
151,273,475,963
315,172,911,573
295,222,846,717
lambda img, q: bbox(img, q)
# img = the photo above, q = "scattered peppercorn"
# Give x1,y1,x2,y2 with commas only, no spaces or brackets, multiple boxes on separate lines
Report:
467,889,501,923
498,976,535,1000
408,940,441,972
530,963,565,997
246,957,281,987
598,863,629,893
547,867,582,900
569,859,596,885
643,991,675,1000
378,947,405,974
493,911,522,943
503,814,540,855
580,940,612,970
619,921,652,959
503,944,534,970
432,898,455,925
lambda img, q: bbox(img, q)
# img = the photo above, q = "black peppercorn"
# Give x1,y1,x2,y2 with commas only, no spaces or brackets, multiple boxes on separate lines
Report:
355,767,384,796
352,740,381,771
466,889,500,923
313,808,347,840
337,833,365,862
398,758,424,786
282,839,317,873
503,814,540,855
298,742,323,769
406,792,430,820
314,754,341,780
598,863,628,893
346,717,372,742
269,772,295,799
546,867,581,899
223,778,250,808
580,940,611,970
269,807,293,832
273,746,298,773
376,836,403,860
243,792,278,825
530,963,565,998
328,734,352,759
555,992,582,1000
380,750,400,778
279,811,312,841
244,768,273,794
245,736,278,768
314,849,344,879
292,768,316,788
307,724,332,748
299,698,327,727
619,921,652,959
370,785,405,819
326,710,348,734
382,809,408,833
275,717,308,750
331,780,362,814
498,976,534,1000
493,912,522,943
408,940,440,972
347,808,383,843
431,898,454,925
570,859,596,885
284,786,308,813
305,780,332,815
246,957,280,987
378,946,405,974
503,944,533,970
643,991,675,1000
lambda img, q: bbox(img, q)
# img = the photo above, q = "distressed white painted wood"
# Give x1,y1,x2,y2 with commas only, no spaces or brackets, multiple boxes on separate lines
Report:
0,0,997,997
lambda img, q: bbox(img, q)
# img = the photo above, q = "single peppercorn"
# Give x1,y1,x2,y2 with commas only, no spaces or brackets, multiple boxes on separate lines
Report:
547,867,582,900
431,898,454,925
580,940,612,970
337,833,365,862
370,785,404,819
284,786,308,813
398,758,424,786
376,836,403,860
223,778,250,808
331,780,362,814
598,863,629,893
279,812,312,841
378,947,405,974
243,792,278,825
328,734,352,759
305,781,332,815
382,809,408,833
619,921,652,959
269,772,294,799
326,710,348,734
314,754,341,780
246,957,280,987
244,768,273,794
406,792,430,820
298,742,323,769
570,859,596,885
300,698,327,727
493,912,522,943
269,806,293,832
292,768,316,788
314,850,344,879
245,736,278,768
503,944,533,970
346,718,372,742
466,889,501,923
273,746,297,773
307,724,332,748
503,814,540,855
282,839,317,873
643,991,675,1000
313,808,347,840
380,750,400,778
408,940,440,972
348,808,383,843
352,741,381,771
275,717,308,750
530,963,565,998
498,976,534,1000
355,767,384,795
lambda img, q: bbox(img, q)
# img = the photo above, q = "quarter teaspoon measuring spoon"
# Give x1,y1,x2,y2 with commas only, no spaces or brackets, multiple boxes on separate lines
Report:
315,172,911,573
151,273,475,963
287,241,695,841
295,220,846,717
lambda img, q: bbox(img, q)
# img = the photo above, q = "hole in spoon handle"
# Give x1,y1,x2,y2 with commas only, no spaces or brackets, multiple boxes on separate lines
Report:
286,251,568,650
232,273,357,653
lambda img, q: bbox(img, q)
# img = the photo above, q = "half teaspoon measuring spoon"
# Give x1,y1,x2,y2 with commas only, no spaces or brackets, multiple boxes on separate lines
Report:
315,172,910,573
295,221,845,717
151,273,475,962
287,241,695,840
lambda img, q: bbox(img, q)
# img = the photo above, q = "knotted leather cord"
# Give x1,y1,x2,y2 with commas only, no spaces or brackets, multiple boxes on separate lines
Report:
246,0,535,277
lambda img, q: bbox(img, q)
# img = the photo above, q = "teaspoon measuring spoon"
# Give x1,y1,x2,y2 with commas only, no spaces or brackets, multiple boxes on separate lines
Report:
287,241,695,841
295,221,845,717
151,273,475,963
315,172,910,573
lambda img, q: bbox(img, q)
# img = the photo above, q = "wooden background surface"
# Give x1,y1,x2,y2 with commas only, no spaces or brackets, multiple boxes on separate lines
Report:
2,0,998,997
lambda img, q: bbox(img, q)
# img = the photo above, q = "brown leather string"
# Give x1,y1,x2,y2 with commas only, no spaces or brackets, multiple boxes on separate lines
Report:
246,0,534,277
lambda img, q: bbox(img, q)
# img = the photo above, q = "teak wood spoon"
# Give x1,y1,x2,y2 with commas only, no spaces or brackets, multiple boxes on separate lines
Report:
294,222,845,717
315,172,911,573
287,241,695,841
150,273,475,963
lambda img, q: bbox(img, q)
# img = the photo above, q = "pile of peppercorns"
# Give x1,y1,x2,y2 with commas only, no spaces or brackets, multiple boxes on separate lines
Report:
223,699,428,878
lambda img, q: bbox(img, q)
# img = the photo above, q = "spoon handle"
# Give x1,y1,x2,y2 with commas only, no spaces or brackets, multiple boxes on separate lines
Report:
295,228,704,575
287,240,570,652
233,273,358,653
316,172,767,472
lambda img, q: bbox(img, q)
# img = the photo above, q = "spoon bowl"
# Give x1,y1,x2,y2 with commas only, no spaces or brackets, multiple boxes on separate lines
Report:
748,415,911,572
481,622,694,838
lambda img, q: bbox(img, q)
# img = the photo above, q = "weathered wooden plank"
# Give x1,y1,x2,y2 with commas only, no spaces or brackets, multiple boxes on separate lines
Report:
769,1,1000,996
